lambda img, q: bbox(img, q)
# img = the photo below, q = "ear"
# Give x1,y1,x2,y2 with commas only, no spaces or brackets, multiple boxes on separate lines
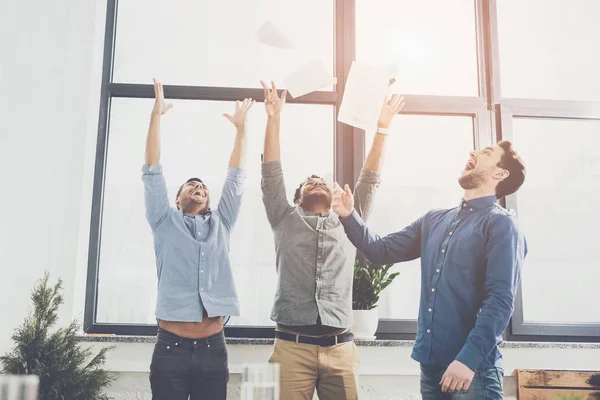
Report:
294,199,301,206
494,169,510,181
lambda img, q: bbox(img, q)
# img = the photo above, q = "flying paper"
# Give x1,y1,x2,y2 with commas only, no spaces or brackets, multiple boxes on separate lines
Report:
338,62,393,131
254,21,296,49
283,59,335,98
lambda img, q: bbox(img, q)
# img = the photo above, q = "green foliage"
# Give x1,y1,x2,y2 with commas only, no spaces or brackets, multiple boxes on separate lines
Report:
556,396,583,400
0,272,114,400
352,259,400,310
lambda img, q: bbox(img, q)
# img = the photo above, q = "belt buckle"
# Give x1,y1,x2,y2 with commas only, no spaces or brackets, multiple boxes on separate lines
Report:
335,335,338,345
295,334,299,344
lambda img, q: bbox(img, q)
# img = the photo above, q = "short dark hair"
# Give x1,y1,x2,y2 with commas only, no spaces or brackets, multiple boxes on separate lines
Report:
496,141,526,198
294,175,325,203
176,178,204,200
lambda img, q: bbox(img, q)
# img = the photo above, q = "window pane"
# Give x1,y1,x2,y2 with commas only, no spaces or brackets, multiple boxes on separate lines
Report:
512,118,600,324
356,0,478,96
96,98,334,325
365,116,474,320
498,0,600,101
113,0,334,89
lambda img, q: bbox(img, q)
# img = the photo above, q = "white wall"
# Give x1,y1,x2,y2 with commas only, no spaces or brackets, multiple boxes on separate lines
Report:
0,0,104,355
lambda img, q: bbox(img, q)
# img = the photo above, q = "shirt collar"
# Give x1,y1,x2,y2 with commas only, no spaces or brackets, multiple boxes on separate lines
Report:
458,195,497,211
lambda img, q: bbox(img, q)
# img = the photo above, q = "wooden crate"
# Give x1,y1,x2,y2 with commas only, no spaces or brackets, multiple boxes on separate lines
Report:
517,370,600,400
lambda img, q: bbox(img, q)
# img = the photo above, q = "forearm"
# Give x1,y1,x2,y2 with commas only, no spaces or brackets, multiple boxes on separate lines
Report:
145,113,161,165
456,293,513,371
228,127,247,168
263,115,281,162
363,133,388,173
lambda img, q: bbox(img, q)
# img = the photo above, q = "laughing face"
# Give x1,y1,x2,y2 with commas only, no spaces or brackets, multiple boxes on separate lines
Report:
297,176,333,209
458,145,507,190
176,179,210,213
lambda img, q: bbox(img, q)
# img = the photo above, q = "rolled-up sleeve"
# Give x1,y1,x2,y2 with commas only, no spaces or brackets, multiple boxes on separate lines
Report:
217,167,246,230
261,161,293,229
353,168,381,222
142,164,171,230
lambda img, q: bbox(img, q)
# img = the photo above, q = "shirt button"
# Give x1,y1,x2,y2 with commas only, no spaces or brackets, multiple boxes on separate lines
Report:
197,232,201,235
318,256,321,259
427,329,431,333
431,288,435,292
193,341,197,345
428,308,432,312
436,269,440,273
470,208,473,212
200,288,204,291
463,203,467,208
449,232,453,235
201,252,205,256
441,249,445,253
200,270,204,273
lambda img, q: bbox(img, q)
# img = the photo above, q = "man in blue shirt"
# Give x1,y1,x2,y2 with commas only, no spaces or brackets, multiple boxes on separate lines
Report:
142,79,254,400
332,142,527,399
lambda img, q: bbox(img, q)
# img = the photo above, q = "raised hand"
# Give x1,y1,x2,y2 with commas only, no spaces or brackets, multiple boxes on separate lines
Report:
152,78,173,116
223,98,255,129
332,182,354,219
261,80,287,117
377,94,405,129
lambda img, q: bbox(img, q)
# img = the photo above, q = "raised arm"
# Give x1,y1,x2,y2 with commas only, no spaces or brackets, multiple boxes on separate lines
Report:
353,94,405,220
216,99,255,229
142,79,173,230
145,78,173,165
260,80,293,229
332,183,422,265
223,98,254,168
261,80,287,162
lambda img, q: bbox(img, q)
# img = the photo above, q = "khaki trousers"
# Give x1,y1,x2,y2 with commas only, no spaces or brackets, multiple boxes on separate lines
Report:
268,338,360,400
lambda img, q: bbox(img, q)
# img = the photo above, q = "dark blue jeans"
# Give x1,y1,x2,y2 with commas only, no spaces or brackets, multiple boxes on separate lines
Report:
420,364,504,400
149,328,229,400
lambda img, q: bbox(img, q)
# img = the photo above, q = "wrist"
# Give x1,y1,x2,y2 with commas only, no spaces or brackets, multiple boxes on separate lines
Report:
151,111,161,118
377,121,390,129
235,126,246,135
268,114,281,122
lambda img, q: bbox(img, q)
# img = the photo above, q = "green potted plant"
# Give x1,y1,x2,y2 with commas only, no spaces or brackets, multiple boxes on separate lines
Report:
351,259,400,340
0,272,114,399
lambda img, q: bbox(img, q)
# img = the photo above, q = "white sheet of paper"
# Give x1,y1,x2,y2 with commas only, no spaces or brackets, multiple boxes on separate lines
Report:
283,59,335,98
254,21,296,49
338,62,392,132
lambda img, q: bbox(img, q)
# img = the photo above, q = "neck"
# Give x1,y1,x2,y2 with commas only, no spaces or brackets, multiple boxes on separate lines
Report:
300,203,330,214
181,204,208,215
463,186,496,201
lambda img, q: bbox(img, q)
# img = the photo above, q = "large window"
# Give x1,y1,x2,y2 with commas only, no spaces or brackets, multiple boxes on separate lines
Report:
85,0,600,340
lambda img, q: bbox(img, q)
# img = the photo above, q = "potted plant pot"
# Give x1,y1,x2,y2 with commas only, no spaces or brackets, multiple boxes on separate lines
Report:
351,308,379,340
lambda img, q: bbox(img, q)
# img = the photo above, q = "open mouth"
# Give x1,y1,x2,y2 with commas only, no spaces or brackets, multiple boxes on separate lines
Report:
192,190,206,198
464,159,476,171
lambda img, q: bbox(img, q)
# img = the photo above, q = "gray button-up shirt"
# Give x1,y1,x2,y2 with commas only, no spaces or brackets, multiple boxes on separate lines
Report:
261,161,380,328
142,164,244,322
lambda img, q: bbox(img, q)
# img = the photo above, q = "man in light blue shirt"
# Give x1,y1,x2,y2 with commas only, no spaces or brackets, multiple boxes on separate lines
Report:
143,78,254,400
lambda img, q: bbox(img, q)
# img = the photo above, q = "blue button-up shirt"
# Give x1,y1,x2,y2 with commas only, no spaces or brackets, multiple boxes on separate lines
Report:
341,196,526,371
142,164,244,322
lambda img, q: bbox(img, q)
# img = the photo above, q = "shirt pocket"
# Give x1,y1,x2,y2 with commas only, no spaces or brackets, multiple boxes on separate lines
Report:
449,230,485,275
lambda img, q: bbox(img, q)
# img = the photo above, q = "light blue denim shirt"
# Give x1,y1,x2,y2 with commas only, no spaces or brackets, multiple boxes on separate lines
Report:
142,164,244,322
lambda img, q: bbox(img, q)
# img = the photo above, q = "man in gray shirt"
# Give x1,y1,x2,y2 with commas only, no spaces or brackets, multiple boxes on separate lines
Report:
260,80,405,400
143,79,254,400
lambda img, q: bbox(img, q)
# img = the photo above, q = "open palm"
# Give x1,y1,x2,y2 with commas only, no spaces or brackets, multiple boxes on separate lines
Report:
152,78,173,116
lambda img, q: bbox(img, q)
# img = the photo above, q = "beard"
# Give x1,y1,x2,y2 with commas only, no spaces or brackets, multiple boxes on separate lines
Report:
300,191,332,210
458,170,487,190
